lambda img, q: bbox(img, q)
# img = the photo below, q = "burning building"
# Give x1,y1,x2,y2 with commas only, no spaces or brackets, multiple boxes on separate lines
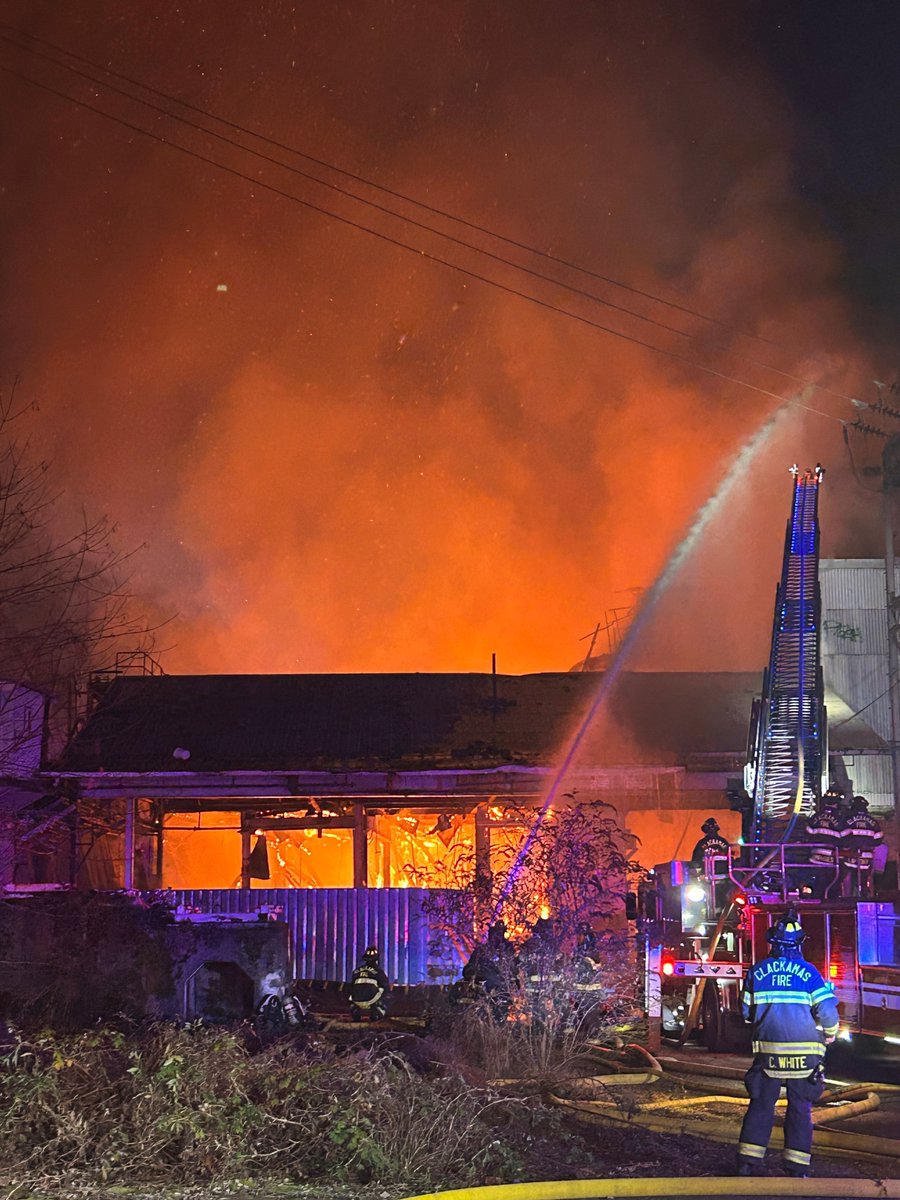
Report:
31,661,884,894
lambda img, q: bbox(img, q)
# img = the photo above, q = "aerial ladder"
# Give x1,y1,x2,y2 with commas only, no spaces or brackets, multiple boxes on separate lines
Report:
744,464,827,848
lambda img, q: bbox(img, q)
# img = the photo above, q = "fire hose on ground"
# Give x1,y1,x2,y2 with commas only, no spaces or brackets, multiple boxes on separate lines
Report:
540,1048,900,1167
397,1045,900,1200
484,1043,900,1176
400,1181,900,1199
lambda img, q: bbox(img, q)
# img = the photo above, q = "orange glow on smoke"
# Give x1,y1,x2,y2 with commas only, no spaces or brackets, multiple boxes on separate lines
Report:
5,6,880,683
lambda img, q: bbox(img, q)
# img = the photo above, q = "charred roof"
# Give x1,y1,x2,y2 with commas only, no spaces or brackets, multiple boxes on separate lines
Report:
54,670,885,775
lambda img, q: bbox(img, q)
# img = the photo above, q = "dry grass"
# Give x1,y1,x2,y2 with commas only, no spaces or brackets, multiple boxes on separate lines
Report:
0,1024,526,1193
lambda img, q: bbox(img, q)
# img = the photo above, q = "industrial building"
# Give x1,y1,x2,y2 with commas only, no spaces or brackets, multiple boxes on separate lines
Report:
0,556,891,894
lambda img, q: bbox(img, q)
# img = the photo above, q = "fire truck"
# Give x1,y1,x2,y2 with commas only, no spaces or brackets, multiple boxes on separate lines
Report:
648,465,900,1052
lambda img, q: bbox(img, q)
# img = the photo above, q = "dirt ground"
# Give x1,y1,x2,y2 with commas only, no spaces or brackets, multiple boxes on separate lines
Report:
8,1109,893,1200
6,1024,898,1200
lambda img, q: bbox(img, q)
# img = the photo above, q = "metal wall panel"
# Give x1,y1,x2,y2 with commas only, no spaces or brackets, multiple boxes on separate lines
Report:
821,561,891,744
162,887,465,986
820,560,893,612
823,609,886,656
835,753,893,813
825,652,891,740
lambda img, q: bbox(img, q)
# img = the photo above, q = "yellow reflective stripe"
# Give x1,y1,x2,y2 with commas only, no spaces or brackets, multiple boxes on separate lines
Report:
768,1070,814,1079
754,1040,823,1054
784,1148,812,1165
811,986,835,1002
739,1142,767,1159
752,991,814,1003
823,1023,839,1036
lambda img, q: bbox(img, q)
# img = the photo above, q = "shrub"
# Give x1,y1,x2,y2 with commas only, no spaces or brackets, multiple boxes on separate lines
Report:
0,1023,526,1190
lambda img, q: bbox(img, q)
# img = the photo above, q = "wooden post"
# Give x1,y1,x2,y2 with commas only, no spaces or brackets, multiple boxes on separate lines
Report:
475,802,491,934
240,816,253,890
475,802,491,876
353,804,368,888
123,795,135,889
644,938,662,1054
155,802,165,887
69,807,79,886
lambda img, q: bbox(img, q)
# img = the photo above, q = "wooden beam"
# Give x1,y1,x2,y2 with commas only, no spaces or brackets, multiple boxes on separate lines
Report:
240,825,254,892
353,805,368,888
123,795,135,889
155,801,164,886
252,816,355,831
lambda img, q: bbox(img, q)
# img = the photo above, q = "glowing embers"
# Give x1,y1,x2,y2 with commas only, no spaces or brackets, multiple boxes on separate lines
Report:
162,811,353,888
370,809,472,889
369,807,529,890
161,803,536,891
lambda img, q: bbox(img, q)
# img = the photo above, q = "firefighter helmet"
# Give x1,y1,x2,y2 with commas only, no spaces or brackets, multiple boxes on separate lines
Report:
821,786,844,807
701,817,720,835
363,945,380,961
766,913,805,950
851,795,869,813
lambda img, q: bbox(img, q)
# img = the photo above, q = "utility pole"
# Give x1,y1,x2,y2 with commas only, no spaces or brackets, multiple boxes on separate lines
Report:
882,434,900,876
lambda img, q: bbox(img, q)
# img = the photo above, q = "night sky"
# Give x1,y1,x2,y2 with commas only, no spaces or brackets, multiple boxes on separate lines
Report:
2,1,898,677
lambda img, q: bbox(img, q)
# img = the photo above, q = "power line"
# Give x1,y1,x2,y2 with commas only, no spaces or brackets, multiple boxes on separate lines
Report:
0,20,812,355
0,60,847,424
0,22,865,414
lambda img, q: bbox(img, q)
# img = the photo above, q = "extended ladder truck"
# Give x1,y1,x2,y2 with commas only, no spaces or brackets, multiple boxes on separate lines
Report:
647,465,900,1053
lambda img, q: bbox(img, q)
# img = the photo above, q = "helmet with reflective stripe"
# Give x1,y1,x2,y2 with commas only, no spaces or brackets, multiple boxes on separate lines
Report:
766,911,805,949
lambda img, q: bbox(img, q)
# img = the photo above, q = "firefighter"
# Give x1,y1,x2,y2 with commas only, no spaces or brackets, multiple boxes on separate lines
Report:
842,795,884,898
575,921,601,970
460,939,510,1022
519,915,559,983
805,787,845,898
737,911,839,1178
348,946,390,1022
486,919,518,975
691,818,731,907
690,818,730,870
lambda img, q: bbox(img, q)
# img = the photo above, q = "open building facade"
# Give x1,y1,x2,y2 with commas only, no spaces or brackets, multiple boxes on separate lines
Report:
0,558,896,899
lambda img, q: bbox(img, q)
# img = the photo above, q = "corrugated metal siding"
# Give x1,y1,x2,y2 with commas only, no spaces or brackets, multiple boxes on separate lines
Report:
825,651,891,741
820,560,894,612
835,753,893,813
162,887,465,986
823,609,886,656
821,560,892,745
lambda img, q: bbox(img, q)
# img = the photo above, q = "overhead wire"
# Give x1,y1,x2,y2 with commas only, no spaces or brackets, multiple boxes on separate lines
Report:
0,21,838,365
0,22,868,416
0,52,848,426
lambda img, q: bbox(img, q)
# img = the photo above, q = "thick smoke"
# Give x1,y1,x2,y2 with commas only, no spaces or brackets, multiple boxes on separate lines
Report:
0,1,883,675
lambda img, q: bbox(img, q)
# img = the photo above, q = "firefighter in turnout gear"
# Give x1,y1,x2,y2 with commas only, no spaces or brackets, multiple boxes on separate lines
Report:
737,911,839,1178
842,795,884,898
805,787,845,897
691,818,732,906
348,946,390,1022
690,818,730,869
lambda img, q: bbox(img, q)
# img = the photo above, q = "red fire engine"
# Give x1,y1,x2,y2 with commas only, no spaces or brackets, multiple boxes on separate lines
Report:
651,852,900,1052
646,466,900,1053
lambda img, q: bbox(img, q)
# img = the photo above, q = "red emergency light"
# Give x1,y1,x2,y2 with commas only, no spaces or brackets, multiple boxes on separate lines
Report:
661,958,675,977
732,892,748,908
